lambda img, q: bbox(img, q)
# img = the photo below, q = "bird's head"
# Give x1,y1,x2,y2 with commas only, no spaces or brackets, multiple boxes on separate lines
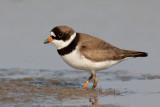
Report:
44,25,76,49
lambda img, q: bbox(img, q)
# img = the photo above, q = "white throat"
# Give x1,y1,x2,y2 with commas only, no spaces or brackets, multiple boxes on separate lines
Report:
51,32,76,49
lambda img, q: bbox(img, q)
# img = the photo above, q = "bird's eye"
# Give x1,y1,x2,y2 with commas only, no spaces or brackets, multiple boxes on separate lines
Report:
58,33,64,38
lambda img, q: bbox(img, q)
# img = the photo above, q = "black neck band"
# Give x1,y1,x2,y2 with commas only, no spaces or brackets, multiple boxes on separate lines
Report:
57,33,79,56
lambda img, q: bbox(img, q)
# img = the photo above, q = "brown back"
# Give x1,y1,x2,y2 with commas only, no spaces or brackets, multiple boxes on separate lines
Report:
78,33,147,62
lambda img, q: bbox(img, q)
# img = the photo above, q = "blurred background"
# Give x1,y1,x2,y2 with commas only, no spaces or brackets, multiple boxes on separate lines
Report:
0,0,159,74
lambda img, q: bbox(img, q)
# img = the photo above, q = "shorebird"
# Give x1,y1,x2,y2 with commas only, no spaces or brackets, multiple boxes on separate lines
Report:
44,25,148,89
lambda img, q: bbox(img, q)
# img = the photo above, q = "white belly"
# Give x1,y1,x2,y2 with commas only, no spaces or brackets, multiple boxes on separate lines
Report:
61,48,121,71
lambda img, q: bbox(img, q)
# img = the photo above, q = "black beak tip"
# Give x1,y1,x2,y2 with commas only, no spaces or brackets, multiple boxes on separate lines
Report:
44,40,49,44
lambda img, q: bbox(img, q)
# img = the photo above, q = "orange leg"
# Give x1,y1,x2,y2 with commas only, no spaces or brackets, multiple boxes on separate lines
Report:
92,74,98,89
83,74,93,89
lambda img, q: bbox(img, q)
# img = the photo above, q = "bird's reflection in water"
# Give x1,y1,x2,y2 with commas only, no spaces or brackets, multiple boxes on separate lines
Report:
88,88,117,105
89,96,98,105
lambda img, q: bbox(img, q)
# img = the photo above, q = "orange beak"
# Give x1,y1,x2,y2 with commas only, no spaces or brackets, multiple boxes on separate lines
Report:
44,37,53,44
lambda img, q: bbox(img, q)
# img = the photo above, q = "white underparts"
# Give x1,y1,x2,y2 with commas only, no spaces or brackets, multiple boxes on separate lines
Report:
61,46,122,71
51,32,76,49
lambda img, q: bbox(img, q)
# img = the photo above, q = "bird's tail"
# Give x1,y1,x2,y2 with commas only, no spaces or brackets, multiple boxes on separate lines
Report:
122,50,148,58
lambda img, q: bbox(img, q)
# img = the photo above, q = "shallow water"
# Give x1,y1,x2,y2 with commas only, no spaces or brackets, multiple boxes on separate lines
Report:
0,0,160,107
0,69,160,107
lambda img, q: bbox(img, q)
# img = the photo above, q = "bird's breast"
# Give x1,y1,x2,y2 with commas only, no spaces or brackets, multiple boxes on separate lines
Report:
61,47,87,70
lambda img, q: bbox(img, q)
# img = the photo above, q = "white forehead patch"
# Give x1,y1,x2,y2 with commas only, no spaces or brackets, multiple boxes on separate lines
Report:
50,32,56,37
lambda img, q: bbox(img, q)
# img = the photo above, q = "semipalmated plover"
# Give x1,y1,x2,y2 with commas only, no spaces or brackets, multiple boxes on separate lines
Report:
44,25,148,89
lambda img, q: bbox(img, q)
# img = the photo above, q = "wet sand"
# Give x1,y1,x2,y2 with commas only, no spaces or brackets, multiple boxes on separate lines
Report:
0,69,160,106
0,78,119,106
0,69,121,107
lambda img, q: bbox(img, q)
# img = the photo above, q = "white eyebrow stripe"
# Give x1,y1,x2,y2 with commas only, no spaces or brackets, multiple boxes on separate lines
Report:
51,32,56,37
